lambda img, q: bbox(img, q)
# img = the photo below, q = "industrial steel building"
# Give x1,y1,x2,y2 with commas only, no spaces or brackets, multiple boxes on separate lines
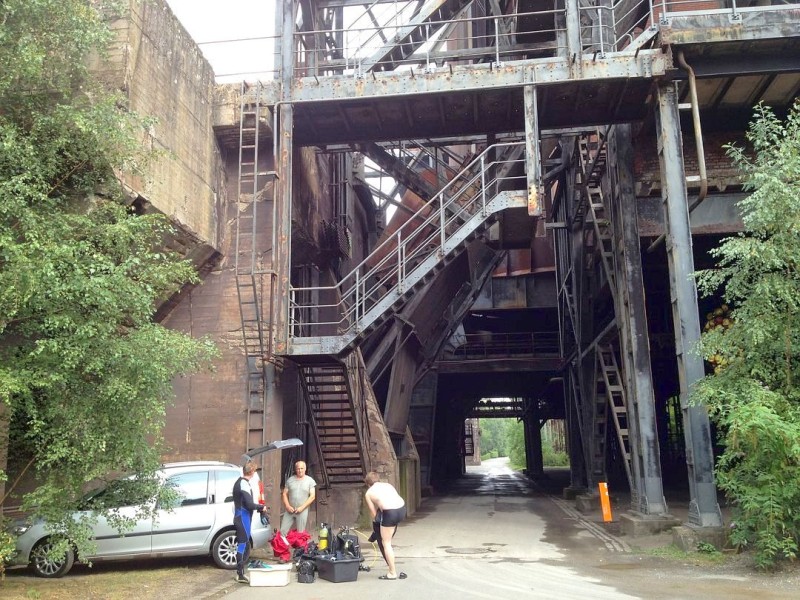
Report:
64,0,800,536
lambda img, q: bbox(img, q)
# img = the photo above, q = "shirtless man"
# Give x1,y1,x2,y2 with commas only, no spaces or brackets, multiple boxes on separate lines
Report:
364,471,407,580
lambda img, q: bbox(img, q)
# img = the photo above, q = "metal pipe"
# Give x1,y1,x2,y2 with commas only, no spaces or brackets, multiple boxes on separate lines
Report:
646,51,707,253
678,50,708,213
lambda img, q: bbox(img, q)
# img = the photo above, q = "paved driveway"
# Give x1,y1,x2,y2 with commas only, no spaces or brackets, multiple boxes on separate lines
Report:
221,459,798,600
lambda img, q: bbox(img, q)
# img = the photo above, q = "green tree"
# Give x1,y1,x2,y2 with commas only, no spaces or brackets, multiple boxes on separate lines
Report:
506,420,525,470
693,101,800,569
0,0,217,560
479,418,508,458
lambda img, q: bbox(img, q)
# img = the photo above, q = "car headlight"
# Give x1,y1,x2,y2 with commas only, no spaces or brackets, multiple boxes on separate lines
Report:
10,524,30,536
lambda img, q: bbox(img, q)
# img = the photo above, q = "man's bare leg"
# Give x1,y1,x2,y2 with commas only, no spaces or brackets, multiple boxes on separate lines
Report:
380,524,398,578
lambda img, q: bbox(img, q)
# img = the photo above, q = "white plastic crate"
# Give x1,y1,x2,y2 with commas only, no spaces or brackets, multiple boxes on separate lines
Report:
249,563,292,587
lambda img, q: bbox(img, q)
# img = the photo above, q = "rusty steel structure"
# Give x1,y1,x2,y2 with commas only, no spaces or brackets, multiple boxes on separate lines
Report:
233,1,800,529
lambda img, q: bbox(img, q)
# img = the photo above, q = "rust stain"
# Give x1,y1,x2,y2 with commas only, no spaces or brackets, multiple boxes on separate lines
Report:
528,185,540,216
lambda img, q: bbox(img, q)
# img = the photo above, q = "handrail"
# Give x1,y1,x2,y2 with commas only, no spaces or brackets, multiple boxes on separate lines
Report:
446,332,561,360
289,140,526,340
211,1,800,82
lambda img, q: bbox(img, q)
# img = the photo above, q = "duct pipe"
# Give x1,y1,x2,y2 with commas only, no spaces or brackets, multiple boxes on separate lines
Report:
646,51,707,253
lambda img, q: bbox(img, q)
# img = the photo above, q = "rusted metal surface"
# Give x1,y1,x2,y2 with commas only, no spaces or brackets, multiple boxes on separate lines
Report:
660,8,800,45
636,194,744,237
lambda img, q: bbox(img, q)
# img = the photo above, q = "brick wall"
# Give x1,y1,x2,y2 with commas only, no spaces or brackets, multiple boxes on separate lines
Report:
634,130,745,195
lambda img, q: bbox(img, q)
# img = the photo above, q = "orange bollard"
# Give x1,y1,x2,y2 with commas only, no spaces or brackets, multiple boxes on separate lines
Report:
598,482,613,522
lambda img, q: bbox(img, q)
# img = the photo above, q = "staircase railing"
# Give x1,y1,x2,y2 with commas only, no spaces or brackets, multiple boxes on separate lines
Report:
288,140,526,349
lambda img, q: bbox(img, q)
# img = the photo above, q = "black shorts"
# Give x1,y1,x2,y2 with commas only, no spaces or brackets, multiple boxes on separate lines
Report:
379,506,406,527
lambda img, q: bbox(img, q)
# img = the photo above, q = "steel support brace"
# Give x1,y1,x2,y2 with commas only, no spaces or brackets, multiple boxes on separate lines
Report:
655,84,723,528
612,124,668,516
565,0,583,76
274,0,296,354
524,86,542,216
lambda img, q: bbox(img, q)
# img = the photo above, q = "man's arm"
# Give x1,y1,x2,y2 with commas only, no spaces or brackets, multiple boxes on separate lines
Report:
241,485,265,512
282,484,293,512
364,490,378,520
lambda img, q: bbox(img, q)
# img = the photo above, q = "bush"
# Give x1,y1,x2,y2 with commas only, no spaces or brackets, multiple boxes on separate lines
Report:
693,101,800,569
480,449,499,461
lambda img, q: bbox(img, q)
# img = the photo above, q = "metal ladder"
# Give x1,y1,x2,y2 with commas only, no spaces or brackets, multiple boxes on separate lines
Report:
596,345,633,490
234,80,273,453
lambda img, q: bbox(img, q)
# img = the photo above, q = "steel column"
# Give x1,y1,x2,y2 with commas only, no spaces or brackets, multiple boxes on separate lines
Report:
611,124,668,515
654,83,723,527
524,86,542,216
274,0,296,354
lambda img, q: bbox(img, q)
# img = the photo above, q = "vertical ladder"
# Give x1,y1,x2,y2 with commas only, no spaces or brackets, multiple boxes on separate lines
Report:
587,186,616,297
463,420,475,456
596,345,633,490
298,361,366,487
235,81,269,453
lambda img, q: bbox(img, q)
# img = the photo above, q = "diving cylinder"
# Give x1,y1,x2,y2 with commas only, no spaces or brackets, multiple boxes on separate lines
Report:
319,523,329,551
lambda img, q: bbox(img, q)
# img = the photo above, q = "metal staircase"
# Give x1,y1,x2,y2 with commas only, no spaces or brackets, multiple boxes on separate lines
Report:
596,345,633,489
287,141,528,357
234,81,274,452
298,357,367,487
583,139,616,299
355,0,475,73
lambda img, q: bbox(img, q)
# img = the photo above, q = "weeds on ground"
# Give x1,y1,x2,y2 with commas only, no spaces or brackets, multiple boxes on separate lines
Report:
642,544,726,566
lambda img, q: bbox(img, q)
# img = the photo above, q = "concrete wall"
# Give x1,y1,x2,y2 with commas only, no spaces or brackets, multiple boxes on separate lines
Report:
103,0,222,256
159,145,290,516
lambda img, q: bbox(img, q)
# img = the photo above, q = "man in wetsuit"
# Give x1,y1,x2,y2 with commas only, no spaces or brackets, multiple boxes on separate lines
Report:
233,460,267,583
364,471,407,580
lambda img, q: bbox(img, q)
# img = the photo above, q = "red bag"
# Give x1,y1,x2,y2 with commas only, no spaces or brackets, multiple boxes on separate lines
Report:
286,529,311,552
270,532,291,562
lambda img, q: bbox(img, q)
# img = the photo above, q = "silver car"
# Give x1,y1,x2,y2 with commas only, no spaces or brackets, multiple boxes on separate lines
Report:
7,461,273,577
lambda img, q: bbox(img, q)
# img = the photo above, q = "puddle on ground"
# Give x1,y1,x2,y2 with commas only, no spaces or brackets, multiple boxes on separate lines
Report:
444,547,497,555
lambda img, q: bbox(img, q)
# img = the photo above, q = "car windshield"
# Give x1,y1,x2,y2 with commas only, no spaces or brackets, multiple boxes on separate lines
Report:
79,477,156,511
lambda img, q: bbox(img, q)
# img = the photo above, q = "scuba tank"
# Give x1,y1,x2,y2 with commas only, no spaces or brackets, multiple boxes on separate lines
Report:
318,523,329,551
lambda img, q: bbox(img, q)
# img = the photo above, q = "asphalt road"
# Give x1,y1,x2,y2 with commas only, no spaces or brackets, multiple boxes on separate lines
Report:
6,458,796,599
219,458,799,600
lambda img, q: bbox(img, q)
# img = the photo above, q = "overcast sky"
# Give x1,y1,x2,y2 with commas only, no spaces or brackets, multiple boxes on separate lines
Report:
166,0,276,82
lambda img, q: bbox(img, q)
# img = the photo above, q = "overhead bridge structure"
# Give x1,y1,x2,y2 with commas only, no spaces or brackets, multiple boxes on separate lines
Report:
225,0,800,531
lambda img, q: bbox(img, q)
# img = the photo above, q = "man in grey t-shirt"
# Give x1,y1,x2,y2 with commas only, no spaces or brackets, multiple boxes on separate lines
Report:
280,460,316,534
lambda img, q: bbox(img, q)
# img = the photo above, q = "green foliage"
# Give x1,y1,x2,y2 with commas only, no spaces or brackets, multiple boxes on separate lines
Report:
542,438,569,467
0,519,16,578
0,0,217,560
696,541,720,555
693,101,800,569
507,419,526,470
478,417,569,469
479,418,509,457
644,544,726,565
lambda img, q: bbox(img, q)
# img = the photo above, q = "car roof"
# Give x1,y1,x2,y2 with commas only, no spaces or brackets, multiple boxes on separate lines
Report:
161,461,240,470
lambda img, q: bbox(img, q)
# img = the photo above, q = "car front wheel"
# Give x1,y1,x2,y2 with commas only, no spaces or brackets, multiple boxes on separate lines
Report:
211,529,239,569
30,538,75,578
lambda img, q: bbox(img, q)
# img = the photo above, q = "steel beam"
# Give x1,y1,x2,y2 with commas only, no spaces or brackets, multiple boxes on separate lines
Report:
611,124,668,516
660,9,800,46
655,83,723,528
524,86,542,216
274,0,295,355
280,52,669,104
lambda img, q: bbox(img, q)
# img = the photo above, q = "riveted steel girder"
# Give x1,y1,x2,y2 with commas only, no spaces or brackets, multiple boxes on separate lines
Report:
282,52,671,104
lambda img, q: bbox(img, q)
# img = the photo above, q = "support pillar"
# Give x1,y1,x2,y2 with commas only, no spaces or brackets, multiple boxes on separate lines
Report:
611,124,669,516
526,402,544,478
524,86,542,216
273,0,295,354
655,83,722,528
564,367,588,497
